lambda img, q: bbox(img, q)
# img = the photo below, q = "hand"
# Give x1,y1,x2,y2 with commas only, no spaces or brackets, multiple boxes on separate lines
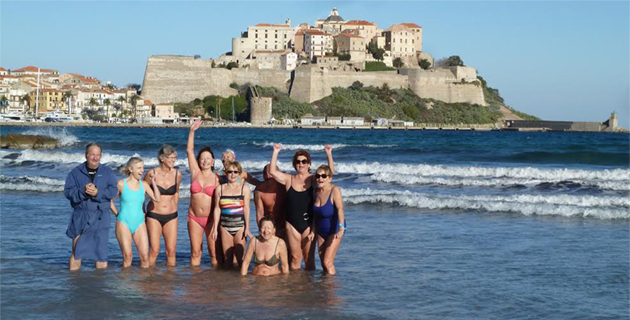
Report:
307,232,315,242
335,226,345,239
190,118,203,132
149,169,157,185
210,228,217,241
245,229,254,240
273,144,282,152
324,144,333,154
85,183,97,197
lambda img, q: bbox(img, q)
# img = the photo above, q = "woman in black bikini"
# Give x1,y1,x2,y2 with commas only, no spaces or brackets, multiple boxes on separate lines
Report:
144,144,182,267
241,216,289,276
269,144,334,270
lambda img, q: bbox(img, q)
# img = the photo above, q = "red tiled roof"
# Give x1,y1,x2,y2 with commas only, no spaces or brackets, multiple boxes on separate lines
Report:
339,33,363,39
304,30,329,36
401,23,422,29
385,24,412,32
0,67,6,71
295,30,304,35
346,20,376,26
13,66,56,73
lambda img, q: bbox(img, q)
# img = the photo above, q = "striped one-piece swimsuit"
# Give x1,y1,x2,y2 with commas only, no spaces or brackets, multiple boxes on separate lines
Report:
219,184,245,235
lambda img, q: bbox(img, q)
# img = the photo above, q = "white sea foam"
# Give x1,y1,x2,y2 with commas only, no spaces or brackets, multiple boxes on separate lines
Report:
251,142,396,151
2,149,189,167
0,175,65,192
21,127,80,147
342,188,630,220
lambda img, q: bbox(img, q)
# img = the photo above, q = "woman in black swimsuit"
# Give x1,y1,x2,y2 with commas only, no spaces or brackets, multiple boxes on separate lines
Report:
269,144,334,270
144,144,182,267
241,216,289,276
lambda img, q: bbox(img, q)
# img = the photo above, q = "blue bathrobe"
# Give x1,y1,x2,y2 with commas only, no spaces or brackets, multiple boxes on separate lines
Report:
64,162,118,262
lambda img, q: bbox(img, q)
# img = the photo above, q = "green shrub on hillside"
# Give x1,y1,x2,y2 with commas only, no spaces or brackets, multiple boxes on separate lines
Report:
255,86,319,119
364,62,395,72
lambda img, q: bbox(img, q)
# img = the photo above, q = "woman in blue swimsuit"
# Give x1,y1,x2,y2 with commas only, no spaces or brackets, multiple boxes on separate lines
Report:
110,157,161,268
308,164,345,275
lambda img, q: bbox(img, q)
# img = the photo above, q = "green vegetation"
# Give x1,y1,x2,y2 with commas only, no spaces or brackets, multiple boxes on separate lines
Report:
175,94,248,121
393,58,404,68
366,42,385,61
364,61,395,72
315,84,502,124
254,86,318,120
419,59,431,70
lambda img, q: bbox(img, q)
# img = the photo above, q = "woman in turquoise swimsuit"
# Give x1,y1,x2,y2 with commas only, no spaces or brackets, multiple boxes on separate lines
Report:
241,216,289,276
110,157,161,268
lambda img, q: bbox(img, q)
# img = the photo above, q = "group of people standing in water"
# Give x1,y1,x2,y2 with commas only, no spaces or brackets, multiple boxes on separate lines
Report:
64,119,346,276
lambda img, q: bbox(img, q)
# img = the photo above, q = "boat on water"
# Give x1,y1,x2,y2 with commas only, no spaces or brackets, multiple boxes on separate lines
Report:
0,113,26,122
42,112,82,122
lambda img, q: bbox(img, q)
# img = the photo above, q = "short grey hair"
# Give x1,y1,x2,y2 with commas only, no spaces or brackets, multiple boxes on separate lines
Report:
85,142,102,155
157,144,176,163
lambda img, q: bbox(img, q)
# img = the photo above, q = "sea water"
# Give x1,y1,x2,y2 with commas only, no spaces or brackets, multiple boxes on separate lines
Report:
0,126,628,319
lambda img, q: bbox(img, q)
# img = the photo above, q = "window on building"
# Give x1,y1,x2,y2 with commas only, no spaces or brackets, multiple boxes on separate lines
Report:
265,34,268,38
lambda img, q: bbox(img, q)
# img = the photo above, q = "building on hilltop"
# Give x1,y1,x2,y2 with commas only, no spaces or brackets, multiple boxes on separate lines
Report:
0,67,8,76
383,24,422,58
304,29,334,60
315,8,346,34
336,33,366,63
232,21,293,63
342,20,381,45
11,66,59,76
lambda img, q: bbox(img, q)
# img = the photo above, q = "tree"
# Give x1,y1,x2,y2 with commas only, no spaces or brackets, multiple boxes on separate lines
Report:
130,94,140,121
0,95,8,113
393,57,404,68
126,83,141,94
89,98,98,110
226,61,239,70
419,59,431,70
63,91,73,114
437,55,465,67
367,42,385,61
350,81,364,90
104,98,111,122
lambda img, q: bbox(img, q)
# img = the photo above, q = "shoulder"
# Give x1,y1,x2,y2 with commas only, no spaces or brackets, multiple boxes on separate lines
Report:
332,185,342,195
99,165,114,174
117,179,125,188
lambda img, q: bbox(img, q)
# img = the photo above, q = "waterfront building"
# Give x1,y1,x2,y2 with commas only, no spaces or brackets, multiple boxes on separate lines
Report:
0,67,8,76
300,115,326,125
154,103,176,123
11,66,58,77
29,88,65,113
342,117,365,126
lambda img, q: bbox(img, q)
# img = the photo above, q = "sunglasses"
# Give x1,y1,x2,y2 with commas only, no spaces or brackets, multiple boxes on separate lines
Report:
295,159,310,165
315,174,329,179
225,170,240,174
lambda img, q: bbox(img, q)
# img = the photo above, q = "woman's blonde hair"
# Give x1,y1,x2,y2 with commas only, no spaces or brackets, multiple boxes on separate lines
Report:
316,165,333,177
224,161,242,174
121,157,144,175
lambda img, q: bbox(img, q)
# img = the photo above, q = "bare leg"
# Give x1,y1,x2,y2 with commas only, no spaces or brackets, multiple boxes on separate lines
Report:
188,219,205,267
133,223,150,269
116,221,134,268
95,261,108,269
146,217,163,267
206,214,220,267
220,226,235,269
285,222,303,270
301,226,316,271
69,235,82,271
232,228,246,267
162,218,178,267
321,234,342,275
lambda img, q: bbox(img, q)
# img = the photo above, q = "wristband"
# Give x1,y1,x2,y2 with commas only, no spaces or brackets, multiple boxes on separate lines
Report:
339,223,345,227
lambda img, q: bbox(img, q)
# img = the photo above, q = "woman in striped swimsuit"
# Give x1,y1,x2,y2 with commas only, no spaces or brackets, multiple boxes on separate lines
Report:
211,161,252,268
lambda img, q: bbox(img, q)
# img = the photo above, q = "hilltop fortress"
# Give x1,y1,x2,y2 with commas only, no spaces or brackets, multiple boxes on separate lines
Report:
142,8,486,107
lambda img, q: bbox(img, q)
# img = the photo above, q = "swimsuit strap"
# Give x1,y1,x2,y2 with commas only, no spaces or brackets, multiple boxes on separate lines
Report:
274,238,280,254
241,183,245,196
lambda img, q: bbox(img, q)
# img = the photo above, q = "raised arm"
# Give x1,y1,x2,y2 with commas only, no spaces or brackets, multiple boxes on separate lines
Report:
270,144,290,185
187,119,203,176
240,238,255,276
324,144,335,174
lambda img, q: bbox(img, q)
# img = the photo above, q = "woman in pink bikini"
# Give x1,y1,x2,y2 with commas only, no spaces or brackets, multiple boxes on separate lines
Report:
186,119,221,267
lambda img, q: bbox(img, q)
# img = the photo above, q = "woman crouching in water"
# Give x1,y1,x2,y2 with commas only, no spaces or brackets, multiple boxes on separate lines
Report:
241,216,289,276
144,145,181,267
110,157,161,268
309,165,345,275
211,161,253,268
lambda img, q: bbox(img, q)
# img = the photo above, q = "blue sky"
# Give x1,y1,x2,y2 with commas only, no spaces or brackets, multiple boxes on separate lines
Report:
1,1,628,128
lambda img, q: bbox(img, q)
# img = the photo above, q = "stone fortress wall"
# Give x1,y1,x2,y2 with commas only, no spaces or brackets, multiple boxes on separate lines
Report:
142,55,486,106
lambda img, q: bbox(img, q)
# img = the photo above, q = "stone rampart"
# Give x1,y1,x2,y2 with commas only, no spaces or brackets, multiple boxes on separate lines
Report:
143,55,486,106
142,55,290,104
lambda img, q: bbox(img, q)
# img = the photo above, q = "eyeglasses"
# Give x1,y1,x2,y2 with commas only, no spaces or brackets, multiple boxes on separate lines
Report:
295,159,310,165
315,174,329,179
225,170,240,174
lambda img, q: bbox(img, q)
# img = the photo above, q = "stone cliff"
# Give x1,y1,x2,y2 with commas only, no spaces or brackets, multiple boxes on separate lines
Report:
142,55,486,106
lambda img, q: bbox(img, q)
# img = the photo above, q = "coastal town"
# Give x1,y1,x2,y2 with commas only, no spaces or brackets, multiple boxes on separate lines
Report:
0,8,622,132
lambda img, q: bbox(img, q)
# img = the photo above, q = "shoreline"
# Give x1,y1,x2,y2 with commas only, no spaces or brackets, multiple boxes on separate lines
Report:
0,121,627,133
